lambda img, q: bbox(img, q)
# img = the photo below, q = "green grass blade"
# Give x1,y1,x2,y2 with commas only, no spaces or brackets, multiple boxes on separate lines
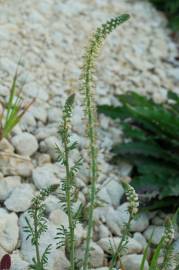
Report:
149,237,164,270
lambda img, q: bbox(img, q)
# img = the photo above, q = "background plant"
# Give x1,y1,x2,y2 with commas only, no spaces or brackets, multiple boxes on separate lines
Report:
24,185,58,270
148,0,179,32
98,91,179,210
0,70,34,141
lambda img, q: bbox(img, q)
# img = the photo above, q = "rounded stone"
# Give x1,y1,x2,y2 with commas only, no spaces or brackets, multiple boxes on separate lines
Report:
12,132,38,156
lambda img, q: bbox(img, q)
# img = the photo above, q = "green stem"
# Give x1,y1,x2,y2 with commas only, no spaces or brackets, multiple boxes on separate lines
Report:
34,208,42,270
109,216,132,270
81,14,130,270
82,49,98,270
64,118,75,270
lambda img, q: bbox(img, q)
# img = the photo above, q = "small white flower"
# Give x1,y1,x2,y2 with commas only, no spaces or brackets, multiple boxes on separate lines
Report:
163,219,175,245
124,183,139,216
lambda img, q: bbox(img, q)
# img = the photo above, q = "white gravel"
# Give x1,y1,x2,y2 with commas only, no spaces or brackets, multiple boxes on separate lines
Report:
0,0,178,268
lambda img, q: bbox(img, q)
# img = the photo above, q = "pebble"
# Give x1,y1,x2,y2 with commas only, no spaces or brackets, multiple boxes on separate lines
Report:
130,213,149,232
40,136,60,161
0,210,19,252
49,208,68,227
98,237,143,254
0,176,21,201
0,138,14,153
144,225,165,245
76,242,104,268
32,163,63,189
12,132,38,156
0,153,33,177
11,251,29,270
133,232,147,249
97,178,124,207
121,254,149,270
4,184,34,212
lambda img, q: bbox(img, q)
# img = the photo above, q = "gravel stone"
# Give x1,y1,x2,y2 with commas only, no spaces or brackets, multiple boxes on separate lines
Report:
0,210,19,252
121,254,149,270
4,184,34,212
12,132,38,156
32,163,63,189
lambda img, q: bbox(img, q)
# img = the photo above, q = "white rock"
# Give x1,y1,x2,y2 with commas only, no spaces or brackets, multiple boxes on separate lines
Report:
130,213,149,232
37,153,51,166
152,216,165,226
173,238,179,255
23,83,49,101
12,133,38,156
0,57,17,74
0,211,19,252
32,163,63,189
0,246,6,259
98,179,124,206
121,254,149,270
116,203,130,227
11,250,29,270
0,153,33,177
105,179,124,207
133,232,147,249
44,195,59,213
35,125,58,140
98,237,142,254
118,161,133,177
93,206,110,223
49,209,85,246
5,184,34,212
76,242,104,267
144,225,164,245
48,107,62,123
0,176,21,201
98,187,112,205
32,105,47,123
168,68,179,82
105,207,122,235
40,136,60,161
0,138,14,153
99,224,111,239
49,209,68,227
20,112,36,130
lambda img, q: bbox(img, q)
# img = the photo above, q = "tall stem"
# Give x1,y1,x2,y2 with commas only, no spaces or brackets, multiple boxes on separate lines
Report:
34,208,42,270
81,15,130,270
64,118,75,270
109,216,132,270
82,47,98,270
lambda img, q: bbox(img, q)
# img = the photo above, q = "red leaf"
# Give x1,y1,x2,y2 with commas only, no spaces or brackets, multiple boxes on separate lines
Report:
0,254,11,270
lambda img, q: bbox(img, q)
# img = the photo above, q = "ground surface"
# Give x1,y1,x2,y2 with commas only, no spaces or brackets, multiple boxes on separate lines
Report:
0,0,179,269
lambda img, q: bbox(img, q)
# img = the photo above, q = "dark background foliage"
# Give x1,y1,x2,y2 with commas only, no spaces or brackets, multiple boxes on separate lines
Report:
98,91,179,211
149,0,179,32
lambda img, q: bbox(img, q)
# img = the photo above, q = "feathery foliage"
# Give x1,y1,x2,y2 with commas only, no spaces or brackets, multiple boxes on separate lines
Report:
98,91,179,209
0,70,34,141
80,14,130,270
24,185,58,270
55,94,82,270
109,183,139,270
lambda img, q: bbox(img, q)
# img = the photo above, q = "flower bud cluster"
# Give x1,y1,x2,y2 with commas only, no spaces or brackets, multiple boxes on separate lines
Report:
124,183,139,216
163,219,175,245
